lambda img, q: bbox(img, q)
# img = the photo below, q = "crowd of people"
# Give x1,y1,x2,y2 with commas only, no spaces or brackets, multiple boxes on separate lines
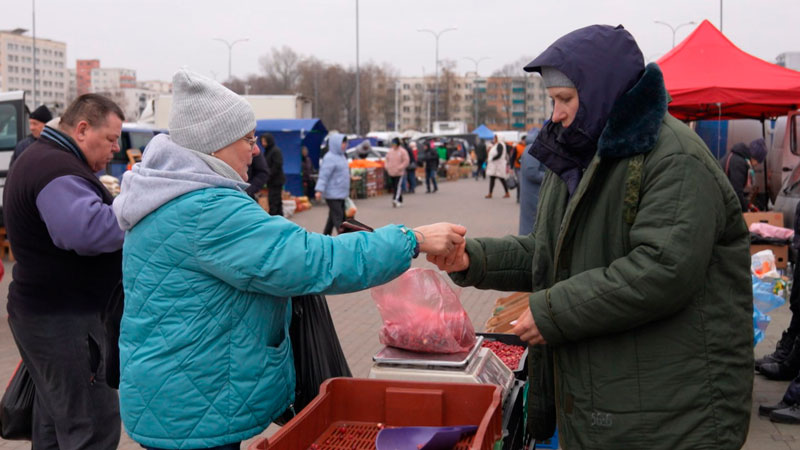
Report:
0,22,764,450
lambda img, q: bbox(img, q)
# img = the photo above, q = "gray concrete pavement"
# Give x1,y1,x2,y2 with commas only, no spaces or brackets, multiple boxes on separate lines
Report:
0,173,794,449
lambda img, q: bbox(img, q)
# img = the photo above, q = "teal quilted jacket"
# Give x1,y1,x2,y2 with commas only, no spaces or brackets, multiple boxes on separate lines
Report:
118,188,415,448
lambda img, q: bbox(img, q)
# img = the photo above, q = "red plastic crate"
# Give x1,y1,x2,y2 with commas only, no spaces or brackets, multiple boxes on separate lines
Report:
249,378,503,450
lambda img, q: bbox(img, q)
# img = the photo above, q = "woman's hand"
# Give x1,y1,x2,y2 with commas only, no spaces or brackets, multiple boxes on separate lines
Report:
413,223,466,256
315,191,322,202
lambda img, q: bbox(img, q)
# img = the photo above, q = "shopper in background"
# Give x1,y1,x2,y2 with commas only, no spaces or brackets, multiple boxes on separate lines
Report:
474,138,487,180
315,133,350,235
261,133,285,216
485,135,509,199
11,104,53,165
301,145,317,200
245,146,269,200
422,141,439,193
385,137,410,207
5,94,125,449
518,128,544,235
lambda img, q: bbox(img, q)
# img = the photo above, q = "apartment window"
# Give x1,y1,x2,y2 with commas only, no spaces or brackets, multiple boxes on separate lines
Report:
466,94,473,100
402,95,410,101
402,106,410,113
414,83,422,89
414,107,421,113
403,83,410,90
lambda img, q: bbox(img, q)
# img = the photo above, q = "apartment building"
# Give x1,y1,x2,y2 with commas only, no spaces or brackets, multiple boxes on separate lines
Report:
76,59,99,96
776,52,800,71
389,73,552,133
0,28,68,113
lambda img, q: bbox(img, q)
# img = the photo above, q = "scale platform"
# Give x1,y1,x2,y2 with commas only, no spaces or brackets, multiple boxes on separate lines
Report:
368,336,515,399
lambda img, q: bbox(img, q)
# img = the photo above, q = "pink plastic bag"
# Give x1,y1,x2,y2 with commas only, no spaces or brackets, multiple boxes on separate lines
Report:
749,222,794,240
370,268,476,353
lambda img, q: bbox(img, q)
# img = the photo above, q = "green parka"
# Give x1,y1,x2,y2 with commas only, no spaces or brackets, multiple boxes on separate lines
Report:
452,64,753,449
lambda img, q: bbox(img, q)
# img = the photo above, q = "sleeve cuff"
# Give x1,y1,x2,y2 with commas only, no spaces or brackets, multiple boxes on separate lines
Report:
449,239,485,287
529,289,566,345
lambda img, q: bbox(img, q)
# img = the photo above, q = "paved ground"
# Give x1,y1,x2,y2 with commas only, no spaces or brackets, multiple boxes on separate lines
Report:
0,174,796,449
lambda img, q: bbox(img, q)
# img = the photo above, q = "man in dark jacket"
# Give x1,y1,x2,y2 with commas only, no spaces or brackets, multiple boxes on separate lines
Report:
245,149,269,199
11,104,52,166
721,138,767,211
260,133,285,216
4,94,125,449
759,202,800,422
474,138,487,180
422,141,439,193
428,25,752,449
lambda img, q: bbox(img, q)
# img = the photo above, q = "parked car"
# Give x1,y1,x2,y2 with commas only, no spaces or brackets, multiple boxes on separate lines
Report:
345,146,389,161
767,110,800,228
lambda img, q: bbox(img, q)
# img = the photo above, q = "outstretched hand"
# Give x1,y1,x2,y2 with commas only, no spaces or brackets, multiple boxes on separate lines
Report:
426,240,469,273
511,308,547,346
413,223,466,256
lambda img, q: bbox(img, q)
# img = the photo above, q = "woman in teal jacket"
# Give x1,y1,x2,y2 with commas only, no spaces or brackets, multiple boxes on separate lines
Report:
112,70,465,450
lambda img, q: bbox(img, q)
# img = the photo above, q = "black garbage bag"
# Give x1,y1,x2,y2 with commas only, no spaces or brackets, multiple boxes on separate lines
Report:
274,294,352,425
0,360,34,440
527,344,556,442
102,281,124,390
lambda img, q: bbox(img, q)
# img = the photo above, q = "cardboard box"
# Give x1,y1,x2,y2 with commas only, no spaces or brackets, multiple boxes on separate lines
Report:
743,212,784,228
751,244,789,269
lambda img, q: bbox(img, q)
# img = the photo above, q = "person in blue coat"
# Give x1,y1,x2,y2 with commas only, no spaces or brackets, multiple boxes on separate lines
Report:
315,133,351,234
112,69,466,450
519,128,545,235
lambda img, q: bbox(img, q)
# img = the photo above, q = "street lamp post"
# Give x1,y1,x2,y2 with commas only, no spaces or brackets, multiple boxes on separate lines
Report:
654,20,696,48
355,0,360,135
417,27,457,125
464,56,489,129
213,38,248,80
32,0,37,108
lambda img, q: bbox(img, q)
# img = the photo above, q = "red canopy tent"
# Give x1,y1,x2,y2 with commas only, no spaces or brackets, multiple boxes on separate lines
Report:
657,19,800,121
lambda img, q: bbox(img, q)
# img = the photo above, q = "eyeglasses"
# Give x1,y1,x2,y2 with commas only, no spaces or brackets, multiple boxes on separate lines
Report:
242,136,257,147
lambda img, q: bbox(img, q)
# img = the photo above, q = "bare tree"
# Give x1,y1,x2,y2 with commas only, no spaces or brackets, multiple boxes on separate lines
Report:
259,46,302,94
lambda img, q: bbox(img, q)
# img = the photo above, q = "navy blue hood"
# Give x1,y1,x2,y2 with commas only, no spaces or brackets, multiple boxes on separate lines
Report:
524,24,644,143
524,24,645,195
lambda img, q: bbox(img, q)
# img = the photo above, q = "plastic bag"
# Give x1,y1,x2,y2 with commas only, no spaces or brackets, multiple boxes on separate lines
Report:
751,274,786,348
344,197,357,218
274,294,351,425
370,268,476,353
0,360,34,440
751,249,780,279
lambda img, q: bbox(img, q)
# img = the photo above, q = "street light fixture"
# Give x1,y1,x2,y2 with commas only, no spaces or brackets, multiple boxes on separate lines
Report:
463,57,489,129
654,20,696,48
417,27,457,125
213,38,249,81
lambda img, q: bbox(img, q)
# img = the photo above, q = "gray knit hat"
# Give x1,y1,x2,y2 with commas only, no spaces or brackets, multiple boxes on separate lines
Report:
540,66,575,89
169,69,255,154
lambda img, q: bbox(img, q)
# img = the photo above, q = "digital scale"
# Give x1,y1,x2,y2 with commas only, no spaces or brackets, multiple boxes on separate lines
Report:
368,336,515,400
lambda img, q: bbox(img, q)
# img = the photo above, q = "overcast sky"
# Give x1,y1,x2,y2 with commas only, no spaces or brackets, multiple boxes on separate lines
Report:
3,0,799,83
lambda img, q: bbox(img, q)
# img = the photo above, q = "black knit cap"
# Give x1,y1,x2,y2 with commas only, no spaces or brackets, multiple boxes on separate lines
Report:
30,105,52,123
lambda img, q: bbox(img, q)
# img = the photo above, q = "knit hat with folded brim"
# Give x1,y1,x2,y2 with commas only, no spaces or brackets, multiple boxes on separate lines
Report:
168,69,255,154
540,66,575,89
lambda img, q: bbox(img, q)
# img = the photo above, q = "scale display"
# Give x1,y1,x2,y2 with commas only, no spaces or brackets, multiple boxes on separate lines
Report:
369,337,514,399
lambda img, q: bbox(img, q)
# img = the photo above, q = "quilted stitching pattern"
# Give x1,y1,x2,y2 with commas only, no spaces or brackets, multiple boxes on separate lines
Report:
119,191,293,448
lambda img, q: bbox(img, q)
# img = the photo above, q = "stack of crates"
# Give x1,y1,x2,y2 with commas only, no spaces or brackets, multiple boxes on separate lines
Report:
366,167,383,197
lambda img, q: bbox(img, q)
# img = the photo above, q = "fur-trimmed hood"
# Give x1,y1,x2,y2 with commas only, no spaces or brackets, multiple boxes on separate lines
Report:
597,63,669,159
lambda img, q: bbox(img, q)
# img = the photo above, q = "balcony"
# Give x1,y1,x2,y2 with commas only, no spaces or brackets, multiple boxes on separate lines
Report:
512,88,525,93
